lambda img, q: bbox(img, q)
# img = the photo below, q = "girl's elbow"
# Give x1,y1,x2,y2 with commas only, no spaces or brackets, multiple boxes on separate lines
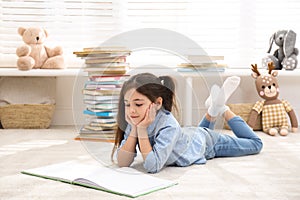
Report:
143,161,163,173
146,168,160,174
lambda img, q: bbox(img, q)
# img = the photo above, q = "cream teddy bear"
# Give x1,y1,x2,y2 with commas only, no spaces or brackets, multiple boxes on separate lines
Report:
16,27,65,70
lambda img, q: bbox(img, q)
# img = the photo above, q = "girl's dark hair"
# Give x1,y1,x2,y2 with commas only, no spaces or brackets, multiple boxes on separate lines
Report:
111,73,176,160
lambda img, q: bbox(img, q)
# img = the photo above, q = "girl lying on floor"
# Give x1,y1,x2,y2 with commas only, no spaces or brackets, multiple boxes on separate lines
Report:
112,73,263,173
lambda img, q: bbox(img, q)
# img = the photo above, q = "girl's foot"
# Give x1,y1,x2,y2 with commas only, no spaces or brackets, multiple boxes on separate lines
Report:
207,85,228,117
205,76,240,108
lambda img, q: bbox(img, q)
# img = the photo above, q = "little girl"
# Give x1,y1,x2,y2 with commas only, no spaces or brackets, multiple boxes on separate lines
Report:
112,73,263,173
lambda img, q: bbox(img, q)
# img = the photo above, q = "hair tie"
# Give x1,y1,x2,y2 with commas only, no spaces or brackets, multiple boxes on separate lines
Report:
161,79,164,85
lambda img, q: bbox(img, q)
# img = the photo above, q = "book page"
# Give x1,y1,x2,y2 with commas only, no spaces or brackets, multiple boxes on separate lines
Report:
77,167,176,197
23,161,176,197
23,161,97,182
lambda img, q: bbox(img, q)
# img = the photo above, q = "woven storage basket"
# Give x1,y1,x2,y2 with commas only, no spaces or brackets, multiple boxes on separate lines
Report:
0,104,55,129
224,103,262,131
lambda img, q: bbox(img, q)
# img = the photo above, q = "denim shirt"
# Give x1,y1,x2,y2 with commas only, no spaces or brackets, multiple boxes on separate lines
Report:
119,108,212,173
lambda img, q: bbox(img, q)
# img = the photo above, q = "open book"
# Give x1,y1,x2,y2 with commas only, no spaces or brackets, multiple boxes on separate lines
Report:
21,161,177,198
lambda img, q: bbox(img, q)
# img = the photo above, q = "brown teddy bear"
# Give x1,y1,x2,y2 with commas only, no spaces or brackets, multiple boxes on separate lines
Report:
16,27,65,70
248,62,298,136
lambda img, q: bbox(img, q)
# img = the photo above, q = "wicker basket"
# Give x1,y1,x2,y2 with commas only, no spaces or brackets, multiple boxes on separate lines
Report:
224,103,262,131
0,104,55,129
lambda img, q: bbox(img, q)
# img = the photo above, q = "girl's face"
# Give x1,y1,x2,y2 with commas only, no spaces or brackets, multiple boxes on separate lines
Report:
124,88,153,125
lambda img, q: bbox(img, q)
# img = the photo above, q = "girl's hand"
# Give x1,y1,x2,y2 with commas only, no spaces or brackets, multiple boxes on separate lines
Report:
125,114,136,127
125,114,138,137
137,103,157,129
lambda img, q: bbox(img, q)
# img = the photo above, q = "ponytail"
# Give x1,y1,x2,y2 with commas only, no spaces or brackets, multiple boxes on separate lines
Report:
159,76,175,94
158,76,176,112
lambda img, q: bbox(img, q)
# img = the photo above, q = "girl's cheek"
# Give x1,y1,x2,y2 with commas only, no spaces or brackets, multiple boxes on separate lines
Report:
140,108,147,118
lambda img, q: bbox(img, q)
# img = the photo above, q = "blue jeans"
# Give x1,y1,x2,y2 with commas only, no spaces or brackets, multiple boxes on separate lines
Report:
199,116,263,158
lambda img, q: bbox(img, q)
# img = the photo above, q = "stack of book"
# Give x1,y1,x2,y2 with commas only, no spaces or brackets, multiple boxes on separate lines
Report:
177,55,227,72
73,47,131,142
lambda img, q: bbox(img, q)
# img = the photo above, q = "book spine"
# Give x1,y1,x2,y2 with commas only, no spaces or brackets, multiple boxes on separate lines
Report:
74,47,130,139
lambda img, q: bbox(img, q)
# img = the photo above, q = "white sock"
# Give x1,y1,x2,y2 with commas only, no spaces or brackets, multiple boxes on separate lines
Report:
220,105,230,116
222,76,240,102
205,76,240,108
207,85,226,117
